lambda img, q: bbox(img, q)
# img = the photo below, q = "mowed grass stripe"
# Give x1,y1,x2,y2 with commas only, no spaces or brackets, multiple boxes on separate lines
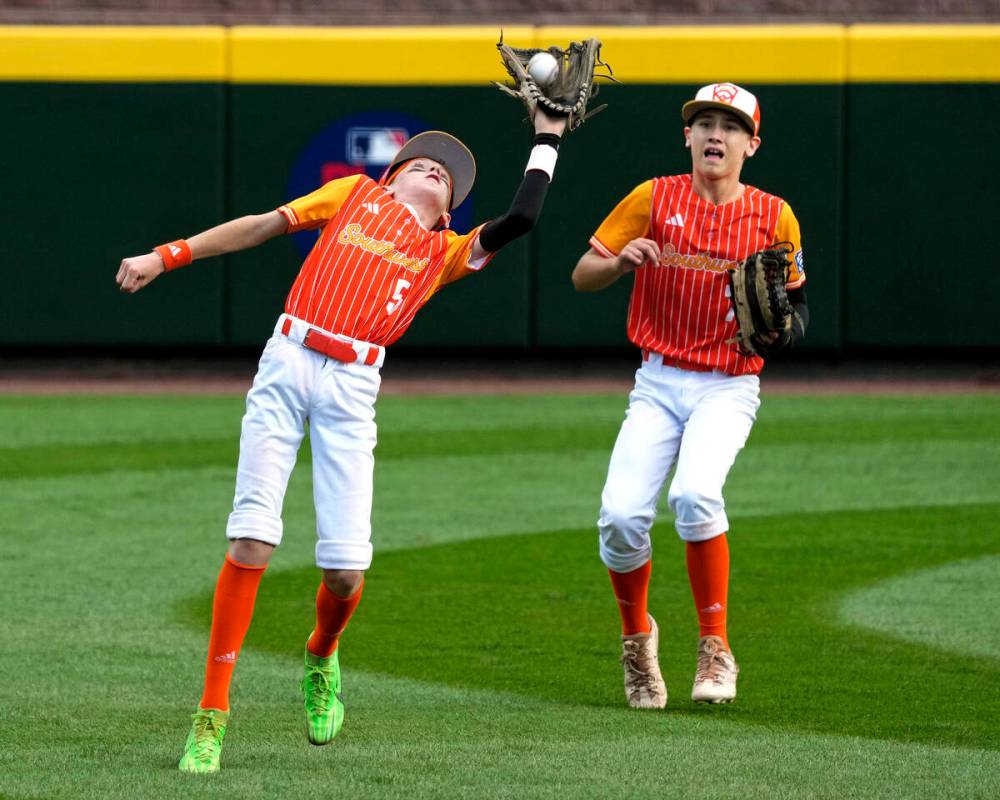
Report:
3,392,999,447
2,392,999,479
839,554,1000,658
0,424,619,480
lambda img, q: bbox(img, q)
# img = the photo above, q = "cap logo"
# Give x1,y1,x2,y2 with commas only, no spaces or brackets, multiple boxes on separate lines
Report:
712,83,739,104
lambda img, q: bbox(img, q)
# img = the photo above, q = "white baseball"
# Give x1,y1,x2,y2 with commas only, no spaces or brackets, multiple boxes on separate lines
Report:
527,52,559,87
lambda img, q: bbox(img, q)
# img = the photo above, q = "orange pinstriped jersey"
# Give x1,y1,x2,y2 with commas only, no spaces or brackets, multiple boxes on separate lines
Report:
590,174,805,376
277,175,490,347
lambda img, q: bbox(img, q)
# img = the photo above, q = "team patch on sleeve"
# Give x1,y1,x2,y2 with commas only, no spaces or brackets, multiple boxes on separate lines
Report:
786,248,806,289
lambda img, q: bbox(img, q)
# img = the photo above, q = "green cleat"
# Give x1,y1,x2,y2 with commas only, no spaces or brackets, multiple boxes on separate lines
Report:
178,707,229,774
301,647,344,745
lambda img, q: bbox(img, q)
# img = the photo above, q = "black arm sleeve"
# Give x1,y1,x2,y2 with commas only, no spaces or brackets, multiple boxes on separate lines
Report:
753,285,809,358
787,285,809,347
760,285,809,356
477,133,560,253
478,170,551,253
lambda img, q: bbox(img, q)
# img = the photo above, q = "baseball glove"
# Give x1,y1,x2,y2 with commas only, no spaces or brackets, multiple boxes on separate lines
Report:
727,243,796,358
493,36,615,131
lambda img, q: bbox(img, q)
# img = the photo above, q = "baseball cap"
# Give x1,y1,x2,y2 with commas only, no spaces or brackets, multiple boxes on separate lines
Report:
381,131,476,210
681,83,761,136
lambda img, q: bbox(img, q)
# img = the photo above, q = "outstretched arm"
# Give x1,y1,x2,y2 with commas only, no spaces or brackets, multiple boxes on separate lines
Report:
116,210,288,294
471,110,568,261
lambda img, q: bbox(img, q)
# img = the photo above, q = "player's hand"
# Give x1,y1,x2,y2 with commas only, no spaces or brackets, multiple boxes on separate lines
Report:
116,252,165,294
532,107,568,136
616,238,661,273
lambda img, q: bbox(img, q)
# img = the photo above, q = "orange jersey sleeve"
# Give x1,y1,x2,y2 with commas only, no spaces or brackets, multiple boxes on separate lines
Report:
589,180,654,257
278,175,365,233
427,223,494,295
775,202,806,289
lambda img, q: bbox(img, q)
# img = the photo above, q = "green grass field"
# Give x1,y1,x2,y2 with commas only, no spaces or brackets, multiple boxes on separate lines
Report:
1,391,998,799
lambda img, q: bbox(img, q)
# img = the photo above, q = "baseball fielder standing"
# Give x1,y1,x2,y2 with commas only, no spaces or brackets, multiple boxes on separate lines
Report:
117,107,567,773
572,83,808,709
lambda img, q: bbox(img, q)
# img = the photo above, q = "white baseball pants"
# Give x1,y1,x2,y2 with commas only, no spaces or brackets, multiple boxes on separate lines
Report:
598,353,760,573
226,318,381,570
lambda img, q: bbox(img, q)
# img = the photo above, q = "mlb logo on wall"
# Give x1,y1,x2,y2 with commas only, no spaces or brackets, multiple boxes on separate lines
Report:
345,128,407,168
287,111,473,257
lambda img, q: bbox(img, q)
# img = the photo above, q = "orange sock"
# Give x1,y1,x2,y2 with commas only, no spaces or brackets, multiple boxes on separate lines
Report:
199,553,267,712
686,534,730,648
608,561,652,636
306,579,364,658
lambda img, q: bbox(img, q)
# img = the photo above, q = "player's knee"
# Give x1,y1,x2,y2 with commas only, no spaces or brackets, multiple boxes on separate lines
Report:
228,537,275,566
669,484,727,540
599,536,651,573
227,509,283,549
598,507,653,570
599,500,653,543
322,568,364,598
669,485,715,524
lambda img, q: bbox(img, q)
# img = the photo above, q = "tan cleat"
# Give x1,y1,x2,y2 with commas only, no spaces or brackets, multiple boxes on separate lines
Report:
620,614,667,709
691,635,739,704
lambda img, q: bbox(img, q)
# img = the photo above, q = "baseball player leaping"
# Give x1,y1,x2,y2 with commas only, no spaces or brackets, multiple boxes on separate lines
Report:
117,108,567,773
572,84,808,709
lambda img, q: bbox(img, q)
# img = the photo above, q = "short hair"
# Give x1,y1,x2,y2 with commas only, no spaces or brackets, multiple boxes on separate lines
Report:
688,108,754,137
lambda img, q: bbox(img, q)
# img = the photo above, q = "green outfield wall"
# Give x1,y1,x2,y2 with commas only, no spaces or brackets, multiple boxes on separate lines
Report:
1,25,997,351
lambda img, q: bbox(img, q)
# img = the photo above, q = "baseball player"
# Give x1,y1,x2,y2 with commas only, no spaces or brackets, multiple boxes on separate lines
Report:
571,83,808,709
116,108,567,773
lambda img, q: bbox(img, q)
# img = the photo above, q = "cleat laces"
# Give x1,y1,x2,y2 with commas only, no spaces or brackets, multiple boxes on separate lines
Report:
621,640,658,694
190,713,224,761
695,642,734,686
303,664,332,713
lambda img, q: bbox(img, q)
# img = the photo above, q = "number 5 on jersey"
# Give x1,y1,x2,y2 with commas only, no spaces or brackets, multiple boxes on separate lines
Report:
386,278,411,314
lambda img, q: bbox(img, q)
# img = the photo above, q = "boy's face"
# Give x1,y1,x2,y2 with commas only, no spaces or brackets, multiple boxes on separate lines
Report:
684,110,761,179
388,158,452,216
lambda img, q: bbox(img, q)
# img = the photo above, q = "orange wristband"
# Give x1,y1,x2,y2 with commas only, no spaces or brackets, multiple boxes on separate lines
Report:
153,239,192,271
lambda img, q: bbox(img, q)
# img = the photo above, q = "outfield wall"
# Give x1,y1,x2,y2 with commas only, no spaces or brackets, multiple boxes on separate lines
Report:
1,25,997,350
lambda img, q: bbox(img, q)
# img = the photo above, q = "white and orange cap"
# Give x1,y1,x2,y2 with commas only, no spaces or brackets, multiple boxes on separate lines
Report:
681,83,761,136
